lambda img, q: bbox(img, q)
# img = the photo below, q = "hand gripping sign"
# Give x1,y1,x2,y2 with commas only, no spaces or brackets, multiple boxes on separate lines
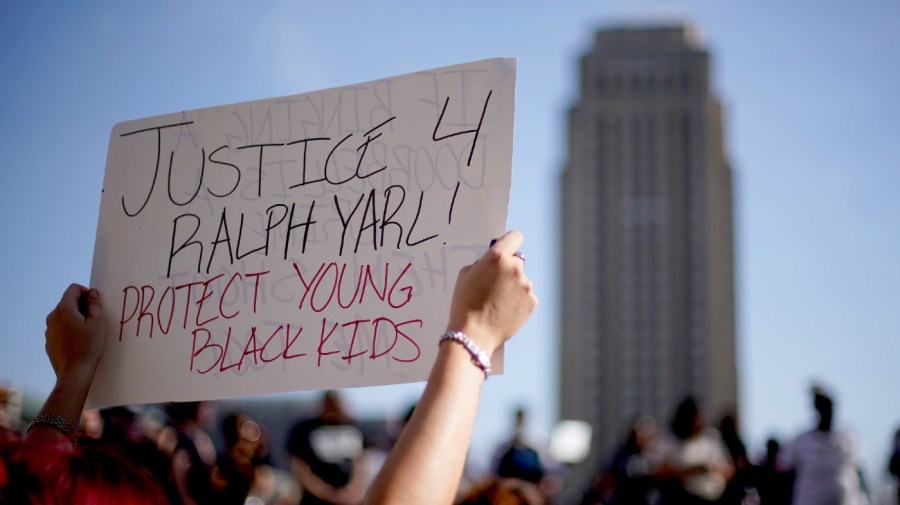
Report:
88,58,516,408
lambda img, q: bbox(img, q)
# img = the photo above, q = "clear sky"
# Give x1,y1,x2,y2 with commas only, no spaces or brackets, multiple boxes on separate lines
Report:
2,0,899,493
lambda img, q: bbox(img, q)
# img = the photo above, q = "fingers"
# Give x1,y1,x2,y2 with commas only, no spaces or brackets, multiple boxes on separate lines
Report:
488,230,524,256
52,284,104,322
83,288,103,320
60,283,85,309
47,284,83,325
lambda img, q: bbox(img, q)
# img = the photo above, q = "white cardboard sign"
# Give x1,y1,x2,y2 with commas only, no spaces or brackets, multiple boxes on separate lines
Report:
87,58,516,408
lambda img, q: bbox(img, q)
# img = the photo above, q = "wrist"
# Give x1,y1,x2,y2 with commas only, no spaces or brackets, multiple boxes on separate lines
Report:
57,358,100,383
52,366,97,402
439,330,492,380
445,321,501,356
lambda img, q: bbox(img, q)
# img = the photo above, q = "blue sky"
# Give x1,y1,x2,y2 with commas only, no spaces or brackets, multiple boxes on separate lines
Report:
2,0,899,490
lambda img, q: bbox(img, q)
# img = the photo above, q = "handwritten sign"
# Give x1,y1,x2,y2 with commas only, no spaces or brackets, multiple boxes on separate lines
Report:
87,58,516,408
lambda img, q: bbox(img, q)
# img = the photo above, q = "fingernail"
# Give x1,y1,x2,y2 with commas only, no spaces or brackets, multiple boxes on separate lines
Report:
88,288,100,299
489,239,498,247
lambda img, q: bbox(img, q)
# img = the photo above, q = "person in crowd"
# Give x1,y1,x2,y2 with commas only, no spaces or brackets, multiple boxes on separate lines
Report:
162,401,218,505
0,385,21,497
780,385,869,505
606,415,662,505
287,390,368,505
717,412,749,504
755,437,793,505
79,408,104,440
0,384,19,438
6,284,169,504
362,230,536,504
212,411,276,504
889,427,900,505
457,477,546,505
0,386,19,500
494,407,547,485
657,397,734,505
5,230,534,505
98,405,178,501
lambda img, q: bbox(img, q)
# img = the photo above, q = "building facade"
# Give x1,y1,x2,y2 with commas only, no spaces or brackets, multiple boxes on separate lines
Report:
559,25,737,494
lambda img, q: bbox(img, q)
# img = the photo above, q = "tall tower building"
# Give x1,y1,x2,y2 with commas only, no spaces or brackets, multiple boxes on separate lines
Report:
559,24,737,493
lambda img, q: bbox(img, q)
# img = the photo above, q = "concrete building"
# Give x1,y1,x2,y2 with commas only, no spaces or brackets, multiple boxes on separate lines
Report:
559,24,737,495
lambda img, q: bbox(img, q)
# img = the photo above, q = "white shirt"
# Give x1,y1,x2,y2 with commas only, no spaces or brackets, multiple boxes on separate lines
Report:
781,429,868,505
661,428,730,500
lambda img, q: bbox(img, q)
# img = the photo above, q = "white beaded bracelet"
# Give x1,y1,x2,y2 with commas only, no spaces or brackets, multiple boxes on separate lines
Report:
439,330,492,380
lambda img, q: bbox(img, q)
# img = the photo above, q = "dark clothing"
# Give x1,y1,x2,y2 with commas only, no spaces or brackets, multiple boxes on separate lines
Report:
287,417,364,505
608,448,657,505
214,454,255,505
890,444,900,505
754,464,794,505
660,486,719,505
175,430,214,505
497,443,545,484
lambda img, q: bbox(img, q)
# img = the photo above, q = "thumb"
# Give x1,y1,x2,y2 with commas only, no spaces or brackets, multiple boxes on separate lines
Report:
85,288,104,320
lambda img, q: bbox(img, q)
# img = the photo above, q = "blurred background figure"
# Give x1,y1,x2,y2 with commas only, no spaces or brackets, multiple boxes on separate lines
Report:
581,415,662,505
287,390,367,505
494,407,548,486
890,427,900,505
212,411,276,504
79,408,104,440
755,437,793,505
780,386,869,505
492,406,563,502
657,397,734,505
98,405,176,501
606,415,662,505
0,385,21,438
0,384,21,495
162,401,218,505
717,413,750,504
458,477,547,505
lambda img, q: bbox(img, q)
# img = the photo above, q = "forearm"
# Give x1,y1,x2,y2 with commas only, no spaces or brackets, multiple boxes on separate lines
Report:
24,366,96,445
25,284,106,447
365,342,485,505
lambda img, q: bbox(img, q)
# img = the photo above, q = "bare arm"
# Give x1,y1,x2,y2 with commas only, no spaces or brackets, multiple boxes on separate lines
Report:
21,284,107,449
365,231,537,505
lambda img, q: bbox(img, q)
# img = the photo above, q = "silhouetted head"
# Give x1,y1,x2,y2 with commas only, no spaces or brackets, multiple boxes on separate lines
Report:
671,397,702,440
166,401,201,425
623,415,658,454
515,407,527,429
222,413,245,447
764,437,781,467
718,413,738,437
222,412,263,460
321,390,348,422
812,386,834,431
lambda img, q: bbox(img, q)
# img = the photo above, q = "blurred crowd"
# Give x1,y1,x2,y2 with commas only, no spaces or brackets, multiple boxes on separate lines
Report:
1,382,898,505
580,387,900,505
